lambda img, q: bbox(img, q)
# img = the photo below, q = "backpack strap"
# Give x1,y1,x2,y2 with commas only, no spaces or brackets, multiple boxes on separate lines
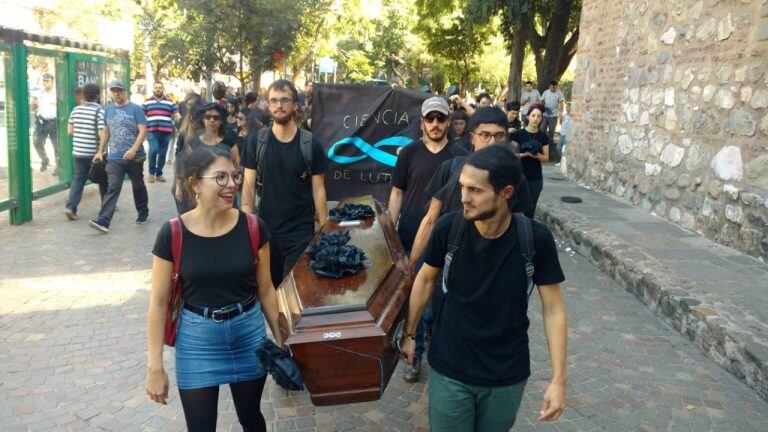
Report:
169,217,183,284
440,157,466,216
245,213,261,267
298,129,314,180
514,214,536,297
441,211,467,294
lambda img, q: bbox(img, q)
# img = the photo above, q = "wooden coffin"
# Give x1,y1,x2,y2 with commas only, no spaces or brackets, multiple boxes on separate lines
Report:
276,195,410,406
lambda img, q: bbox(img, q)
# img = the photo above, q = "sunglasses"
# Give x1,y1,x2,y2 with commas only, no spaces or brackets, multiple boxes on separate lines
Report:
198,171,243,186
424,113,448,123
203,114,222,121
236,116,246,121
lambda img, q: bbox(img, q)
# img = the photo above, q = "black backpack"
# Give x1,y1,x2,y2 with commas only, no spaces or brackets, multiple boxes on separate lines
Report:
441,211,536,298
254,127,314,196
439,157,467,216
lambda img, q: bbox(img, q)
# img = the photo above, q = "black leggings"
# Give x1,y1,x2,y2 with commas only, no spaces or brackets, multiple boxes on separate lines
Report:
179,376,267,432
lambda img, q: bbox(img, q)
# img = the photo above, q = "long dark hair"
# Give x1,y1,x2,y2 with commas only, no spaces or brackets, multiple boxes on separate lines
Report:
180,94,204,140
179,144,237,199
238,107,262,136
526,104,545,131
194,103,228,138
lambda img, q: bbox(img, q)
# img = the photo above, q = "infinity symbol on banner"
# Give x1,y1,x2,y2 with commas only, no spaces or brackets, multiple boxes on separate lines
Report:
328,136,413,167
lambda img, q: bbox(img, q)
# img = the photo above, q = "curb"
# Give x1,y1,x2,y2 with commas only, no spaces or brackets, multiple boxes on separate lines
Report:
536,194,768,402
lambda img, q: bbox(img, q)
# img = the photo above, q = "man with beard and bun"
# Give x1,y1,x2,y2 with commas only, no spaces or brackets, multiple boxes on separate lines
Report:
241,80,328,288
143,82,179,183
389,96,468,382
402,145,568,431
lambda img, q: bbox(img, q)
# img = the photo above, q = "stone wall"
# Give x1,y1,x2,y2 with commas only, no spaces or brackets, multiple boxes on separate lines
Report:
568,0,768,260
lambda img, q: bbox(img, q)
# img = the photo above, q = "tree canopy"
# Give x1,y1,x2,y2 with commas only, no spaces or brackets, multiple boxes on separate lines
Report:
33,0,581,101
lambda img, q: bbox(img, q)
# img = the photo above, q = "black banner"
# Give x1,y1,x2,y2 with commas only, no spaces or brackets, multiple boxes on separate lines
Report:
311,84,428,202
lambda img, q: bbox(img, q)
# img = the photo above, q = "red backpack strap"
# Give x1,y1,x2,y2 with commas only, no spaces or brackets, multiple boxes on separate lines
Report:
169,218,183,281
246,213,261,266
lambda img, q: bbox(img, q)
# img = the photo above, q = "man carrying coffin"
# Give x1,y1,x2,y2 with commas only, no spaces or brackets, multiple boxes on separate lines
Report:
388,96,468,382
401,145,568,431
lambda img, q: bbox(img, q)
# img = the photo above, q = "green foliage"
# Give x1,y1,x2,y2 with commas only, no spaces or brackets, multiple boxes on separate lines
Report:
35,0,581,96
414,0,492,93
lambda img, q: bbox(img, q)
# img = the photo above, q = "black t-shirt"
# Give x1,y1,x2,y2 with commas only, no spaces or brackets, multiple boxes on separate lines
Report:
186,134,236,149
510,129,549,181
423,211,565,386
426,156,534,218
391,139,468,250
453,134,472,152
242,129,328,238
152,211,270,308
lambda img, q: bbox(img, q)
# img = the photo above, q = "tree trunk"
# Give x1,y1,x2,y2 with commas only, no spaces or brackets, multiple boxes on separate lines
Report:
533,0,574,92
506,15,527,103
556,27,580,79
251,65,263,91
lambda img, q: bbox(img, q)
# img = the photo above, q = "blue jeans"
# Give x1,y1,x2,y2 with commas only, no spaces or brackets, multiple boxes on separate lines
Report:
407,253,431,359
67,156,107,214
147,132,172,176
175,301,267,389
557,135,567,158
542,116,558,146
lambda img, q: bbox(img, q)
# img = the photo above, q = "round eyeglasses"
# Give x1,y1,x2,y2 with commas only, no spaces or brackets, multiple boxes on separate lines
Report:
198,171,243,186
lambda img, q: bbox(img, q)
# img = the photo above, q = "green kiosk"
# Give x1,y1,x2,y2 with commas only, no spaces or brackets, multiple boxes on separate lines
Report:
0,27,130,224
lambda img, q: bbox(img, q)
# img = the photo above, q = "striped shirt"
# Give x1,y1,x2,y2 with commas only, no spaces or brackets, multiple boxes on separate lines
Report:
68,102,105,157
142,96,178,134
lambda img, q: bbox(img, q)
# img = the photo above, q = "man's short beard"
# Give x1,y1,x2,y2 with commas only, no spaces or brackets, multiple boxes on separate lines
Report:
464,203,499,222
426,128,447,142
272,113,294,125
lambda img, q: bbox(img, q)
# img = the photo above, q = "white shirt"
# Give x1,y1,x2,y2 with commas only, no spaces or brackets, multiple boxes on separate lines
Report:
36,90,57,119
520,89,541,113
541,89,564,117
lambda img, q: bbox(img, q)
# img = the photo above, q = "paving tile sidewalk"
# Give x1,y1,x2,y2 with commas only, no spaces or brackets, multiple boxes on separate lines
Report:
537,166,768,401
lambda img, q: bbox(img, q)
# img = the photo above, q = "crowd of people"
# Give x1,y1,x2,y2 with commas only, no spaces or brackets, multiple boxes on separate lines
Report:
60,76,567,431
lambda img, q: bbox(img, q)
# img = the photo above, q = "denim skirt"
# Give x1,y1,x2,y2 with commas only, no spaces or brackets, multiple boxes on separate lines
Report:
175,302,267,390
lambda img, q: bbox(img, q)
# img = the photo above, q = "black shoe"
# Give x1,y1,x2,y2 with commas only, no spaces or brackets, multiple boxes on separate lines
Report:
136,213,149,224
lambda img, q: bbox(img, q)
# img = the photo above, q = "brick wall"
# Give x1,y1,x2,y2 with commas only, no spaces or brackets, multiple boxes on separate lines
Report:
568,0,768,260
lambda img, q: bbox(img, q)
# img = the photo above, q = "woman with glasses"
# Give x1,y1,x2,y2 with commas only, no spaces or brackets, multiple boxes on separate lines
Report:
174,103,237,213
511,104,550,215
146,144,281,432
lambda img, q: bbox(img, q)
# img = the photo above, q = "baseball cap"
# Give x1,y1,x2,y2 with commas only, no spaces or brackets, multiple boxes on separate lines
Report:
108,79,126,90
421,96,450,117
